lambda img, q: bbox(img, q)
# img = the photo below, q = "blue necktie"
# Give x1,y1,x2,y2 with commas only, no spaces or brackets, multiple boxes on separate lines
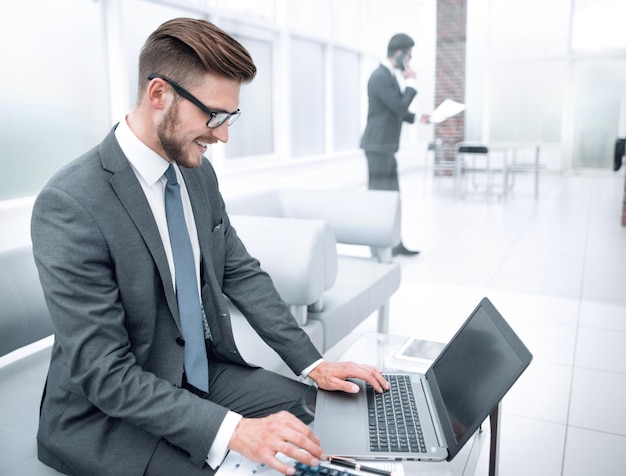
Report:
164,164,209,392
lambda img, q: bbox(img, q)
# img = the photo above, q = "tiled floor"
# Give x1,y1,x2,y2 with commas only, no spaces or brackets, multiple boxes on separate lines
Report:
341,167,626,475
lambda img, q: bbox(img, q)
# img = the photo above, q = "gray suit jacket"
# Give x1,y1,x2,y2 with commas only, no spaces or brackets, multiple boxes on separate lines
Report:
360,64,417,153
31,127,322,475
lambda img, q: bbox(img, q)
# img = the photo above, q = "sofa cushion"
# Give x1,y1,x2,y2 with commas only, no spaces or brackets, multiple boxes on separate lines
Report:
230,215,337,305
229,310,324,379
226,189,284,217
0,247,53,357
0,345,55,475
308,256,401,350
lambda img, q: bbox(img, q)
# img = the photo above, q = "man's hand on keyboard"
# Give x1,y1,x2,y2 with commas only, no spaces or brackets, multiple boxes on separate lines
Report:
308,362,390,394
229,411,325,475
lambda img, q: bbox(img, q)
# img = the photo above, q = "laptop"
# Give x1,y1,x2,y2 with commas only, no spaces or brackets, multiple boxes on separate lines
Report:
314,297,533,462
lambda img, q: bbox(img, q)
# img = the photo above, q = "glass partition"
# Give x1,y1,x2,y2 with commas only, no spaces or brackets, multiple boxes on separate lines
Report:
290,38,325,158
225,37,274,158
332,48,360,151
488,60,567,143
0,0,110,199
572,59,626,168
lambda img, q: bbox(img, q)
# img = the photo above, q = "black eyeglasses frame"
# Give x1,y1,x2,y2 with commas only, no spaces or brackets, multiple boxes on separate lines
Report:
147,73,241,129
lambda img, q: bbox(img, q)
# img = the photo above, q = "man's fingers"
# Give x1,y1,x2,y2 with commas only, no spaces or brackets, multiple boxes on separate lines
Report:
333,362,388,392
328,378,360,394
351,363,388,390
310,362,389,393
262,454,296,475
261,448,322,476
280,446,323,471
229,412,325,474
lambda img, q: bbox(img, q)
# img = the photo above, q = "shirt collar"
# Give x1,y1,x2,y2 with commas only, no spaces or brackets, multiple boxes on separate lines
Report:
382,58,406,91
115,116,170,187
382,59,395,76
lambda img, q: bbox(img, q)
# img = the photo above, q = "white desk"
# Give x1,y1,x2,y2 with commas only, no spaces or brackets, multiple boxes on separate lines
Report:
454,142,543,200
489,142,544,200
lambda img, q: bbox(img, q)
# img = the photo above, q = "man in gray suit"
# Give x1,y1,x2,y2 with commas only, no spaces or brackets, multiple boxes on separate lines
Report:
360,33,429,257
31,18,388,476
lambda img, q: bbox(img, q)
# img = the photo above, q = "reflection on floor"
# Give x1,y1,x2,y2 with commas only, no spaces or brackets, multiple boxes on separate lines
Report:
333,168,626,476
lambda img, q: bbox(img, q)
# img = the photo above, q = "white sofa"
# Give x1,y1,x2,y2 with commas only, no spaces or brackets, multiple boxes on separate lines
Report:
226,188,403,377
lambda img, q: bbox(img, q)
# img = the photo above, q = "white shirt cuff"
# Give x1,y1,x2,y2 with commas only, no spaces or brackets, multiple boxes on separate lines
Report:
405,77,418,91
206,411,243,469
205,359,323,469
301,358,324,378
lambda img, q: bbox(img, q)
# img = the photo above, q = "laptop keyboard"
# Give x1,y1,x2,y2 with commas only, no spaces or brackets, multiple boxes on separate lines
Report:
292,462,357,476
366,374,427,453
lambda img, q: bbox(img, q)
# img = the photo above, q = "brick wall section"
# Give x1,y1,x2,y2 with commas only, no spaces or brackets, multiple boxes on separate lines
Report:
434,0,467,162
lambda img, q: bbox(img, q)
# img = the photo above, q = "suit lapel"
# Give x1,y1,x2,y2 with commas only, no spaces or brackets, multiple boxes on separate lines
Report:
100,129,181,329
180,166,230,333
381,64,401,93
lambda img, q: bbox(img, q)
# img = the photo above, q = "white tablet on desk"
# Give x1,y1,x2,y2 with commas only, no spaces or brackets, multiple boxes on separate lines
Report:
393,336,445,364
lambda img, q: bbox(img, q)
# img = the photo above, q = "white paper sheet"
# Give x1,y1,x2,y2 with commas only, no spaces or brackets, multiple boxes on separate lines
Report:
216,451,404,476
429,99,466,124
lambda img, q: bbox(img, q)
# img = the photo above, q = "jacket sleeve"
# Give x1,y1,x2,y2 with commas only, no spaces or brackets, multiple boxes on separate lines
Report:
369,70,418,118
219,207,323,375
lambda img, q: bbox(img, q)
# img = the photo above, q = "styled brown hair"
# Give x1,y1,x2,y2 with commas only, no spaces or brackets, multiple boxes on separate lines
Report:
137,18,256,98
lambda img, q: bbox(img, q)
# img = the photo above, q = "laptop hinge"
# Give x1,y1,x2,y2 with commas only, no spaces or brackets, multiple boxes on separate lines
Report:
421,377,447,448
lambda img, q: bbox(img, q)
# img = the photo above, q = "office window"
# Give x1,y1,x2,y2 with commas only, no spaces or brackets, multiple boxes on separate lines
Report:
0,0,110,200
572,59,626,168
290,38,325,158
487,0,570,61
572,0,626,52
225,37,274,158
286,1,331,38
332,48,360,151
329,1,361,47
214,0,276,22
489,61,566,143
466,0,570,145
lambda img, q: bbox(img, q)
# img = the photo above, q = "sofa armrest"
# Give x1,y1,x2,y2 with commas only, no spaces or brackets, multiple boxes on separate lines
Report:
0,246,54,357
229,215,337,309
278,189,401,248
227,189,402,250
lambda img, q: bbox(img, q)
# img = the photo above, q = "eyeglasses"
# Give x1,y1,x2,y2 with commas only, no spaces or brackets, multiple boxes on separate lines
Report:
148,74,241,129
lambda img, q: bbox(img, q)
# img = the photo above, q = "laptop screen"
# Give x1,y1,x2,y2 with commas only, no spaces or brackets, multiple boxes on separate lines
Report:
425,297,532,460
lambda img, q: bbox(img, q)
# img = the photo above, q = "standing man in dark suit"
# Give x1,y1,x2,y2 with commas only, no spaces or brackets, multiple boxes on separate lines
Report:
360,33,429,257
31,18,388,476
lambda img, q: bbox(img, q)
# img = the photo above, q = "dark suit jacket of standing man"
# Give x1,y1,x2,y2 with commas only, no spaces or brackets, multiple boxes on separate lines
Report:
31,127,323,475
360,63,418,191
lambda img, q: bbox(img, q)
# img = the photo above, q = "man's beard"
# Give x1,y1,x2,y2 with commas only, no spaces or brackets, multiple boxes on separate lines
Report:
157,101,200,168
